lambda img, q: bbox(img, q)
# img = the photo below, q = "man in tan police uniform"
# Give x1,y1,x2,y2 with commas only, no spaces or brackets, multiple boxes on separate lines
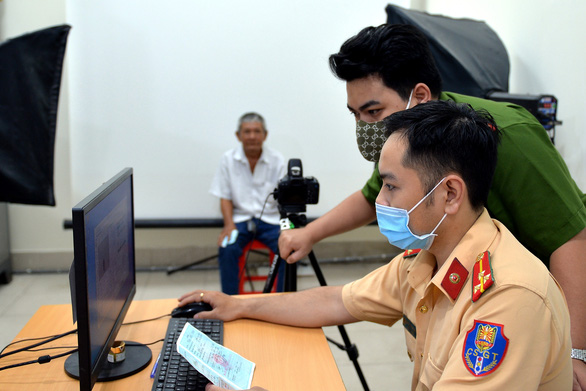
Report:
181,101,572,391
344,213,571,389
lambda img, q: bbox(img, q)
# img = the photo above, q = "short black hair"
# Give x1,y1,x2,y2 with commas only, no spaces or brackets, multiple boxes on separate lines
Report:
383,100,500,211
329,24,442,100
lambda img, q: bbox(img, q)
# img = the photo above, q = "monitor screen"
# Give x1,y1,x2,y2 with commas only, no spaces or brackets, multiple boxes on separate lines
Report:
65,168,151,390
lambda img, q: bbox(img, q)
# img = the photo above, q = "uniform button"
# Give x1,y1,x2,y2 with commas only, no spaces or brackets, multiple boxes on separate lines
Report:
420,353,424,358
407,351,413,361
419,305,428,313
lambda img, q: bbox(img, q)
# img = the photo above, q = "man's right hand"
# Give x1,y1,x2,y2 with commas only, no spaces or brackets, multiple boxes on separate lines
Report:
278,227,315,264
278,190,377,264
217,224,237,247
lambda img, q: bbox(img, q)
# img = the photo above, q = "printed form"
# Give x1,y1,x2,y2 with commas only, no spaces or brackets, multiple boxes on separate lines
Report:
176,323,255,390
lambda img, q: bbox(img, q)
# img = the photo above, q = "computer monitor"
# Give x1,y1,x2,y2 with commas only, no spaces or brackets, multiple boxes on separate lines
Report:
64,168,151,390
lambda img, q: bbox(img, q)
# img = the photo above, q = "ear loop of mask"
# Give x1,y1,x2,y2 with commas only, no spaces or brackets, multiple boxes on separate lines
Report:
406,89,414,110
407,177,447,237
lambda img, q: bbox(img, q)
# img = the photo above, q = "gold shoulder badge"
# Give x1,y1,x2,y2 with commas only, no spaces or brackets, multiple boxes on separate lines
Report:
403,249,421,259
472,251,495,302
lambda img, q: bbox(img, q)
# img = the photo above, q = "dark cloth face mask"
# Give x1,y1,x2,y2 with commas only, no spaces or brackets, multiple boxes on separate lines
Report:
355,89,414,162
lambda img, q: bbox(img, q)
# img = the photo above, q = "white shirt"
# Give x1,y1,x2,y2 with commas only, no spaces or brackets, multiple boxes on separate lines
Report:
209,145,286,225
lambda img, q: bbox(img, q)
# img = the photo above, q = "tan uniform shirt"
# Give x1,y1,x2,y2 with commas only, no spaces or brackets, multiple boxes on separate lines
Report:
342,209,572,390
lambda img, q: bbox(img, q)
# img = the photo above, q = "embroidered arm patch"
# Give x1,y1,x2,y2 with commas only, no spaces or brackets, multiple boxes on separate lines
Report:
462,320,509,376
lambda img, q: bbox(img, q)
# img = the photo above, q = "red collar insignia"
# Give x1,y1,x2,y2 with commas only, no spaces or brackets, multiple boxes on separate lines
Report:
472,251,494,302
403,249,421,259
441,257,469,300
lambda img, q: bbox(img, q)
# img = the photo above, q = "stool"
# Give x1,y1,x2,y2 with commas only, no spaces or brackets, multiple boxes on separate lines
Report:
238,240,277,294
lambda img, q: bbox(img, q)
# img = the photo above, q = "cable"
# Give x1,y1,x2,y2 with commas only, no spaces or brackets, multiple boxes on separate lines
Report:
237,191,275,289
0,312,169,359
122,313,170,326
0,348,78,372
0,329,77,359
126,339,164,347
0,339,164,373
0,311,171,373
0,329,77,356
25,346,77,352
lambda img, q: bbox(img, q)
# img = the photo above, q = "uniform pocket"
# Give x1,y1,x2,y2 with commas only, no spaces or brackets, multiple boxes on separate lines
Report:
419,355,443,389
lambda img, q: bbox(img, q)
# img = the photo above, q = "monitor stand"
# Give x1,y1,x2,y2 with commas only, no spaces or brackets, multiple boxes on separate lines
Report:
64,341,152,382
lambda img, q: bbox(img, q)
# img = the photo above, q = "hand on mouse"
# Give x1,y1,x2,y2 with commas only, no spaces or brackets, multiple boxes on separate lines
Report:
177,290,245,322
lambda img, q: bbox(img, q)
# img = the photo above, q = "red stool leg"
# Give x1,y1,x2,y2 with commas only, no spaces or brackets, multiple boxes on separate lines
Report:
238,240,277,294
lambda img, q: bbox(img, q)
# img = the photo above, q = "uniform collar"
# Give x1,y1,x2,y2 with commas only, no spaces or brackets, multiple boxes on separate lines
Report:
406,209,498,302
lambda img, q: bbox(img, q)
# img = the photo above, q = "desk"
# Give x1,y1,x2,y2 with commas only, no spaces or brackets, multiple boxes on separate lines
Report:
0,299,345,390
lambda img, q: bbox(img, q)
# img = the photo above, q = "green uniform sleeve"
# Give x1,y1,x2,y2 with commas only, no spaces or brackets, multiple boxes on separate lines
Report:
440,92,586,265
361,164,383,205
486,119,586,264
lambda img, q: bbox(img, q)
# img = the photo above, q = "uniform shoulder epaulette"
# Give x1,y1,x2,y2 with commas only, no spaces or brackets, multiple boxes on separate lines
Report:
472,251,495,302
403,249,421,259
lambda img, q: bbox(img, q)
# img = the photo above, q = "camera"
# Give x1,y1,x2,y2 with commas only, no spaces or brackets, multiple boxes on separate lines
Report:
274,159,319,214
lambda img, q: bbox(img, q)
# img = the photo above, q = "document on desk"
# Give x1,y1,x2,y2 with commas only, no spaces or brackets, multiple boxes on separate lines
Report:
176,322,255,390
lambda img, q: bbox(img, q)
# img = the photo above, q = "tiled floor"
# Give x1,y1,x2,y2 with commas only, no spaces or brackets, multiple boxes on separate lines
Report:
0,262,412,390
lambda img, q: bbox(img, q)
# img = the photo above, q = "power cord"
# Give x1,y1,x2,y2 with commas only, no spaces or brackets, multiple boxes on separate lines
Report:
0,329,77,359
237,191,275,290
122,313,170,326
0,348,78,371
0,312,170,371
127,339,164,347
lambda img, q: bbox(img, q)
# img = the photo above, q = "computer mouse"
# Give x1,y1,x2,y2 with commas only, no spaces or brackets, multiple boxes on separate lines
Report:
171,302,213,318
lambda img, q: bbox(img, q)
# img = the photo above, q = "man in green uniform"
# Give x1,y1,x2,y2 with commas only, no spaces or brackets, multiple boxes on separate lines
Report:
278,24,586,389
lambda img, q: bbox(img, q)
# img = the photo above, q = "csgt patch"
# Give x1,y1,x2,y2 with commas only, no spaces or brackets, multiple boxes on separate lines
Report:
462,320,509,376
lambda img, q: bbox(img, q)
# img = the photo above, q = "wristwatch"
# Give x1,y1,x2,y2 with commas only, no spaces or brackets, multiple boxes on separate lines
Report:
571,349,586,362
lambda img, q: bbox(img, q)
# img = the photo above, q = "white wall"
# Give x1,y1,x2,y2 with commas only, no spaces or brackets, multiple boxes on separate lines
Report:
3,0,397,260
3,0,585,264
424,0,586,190
65,1,393,220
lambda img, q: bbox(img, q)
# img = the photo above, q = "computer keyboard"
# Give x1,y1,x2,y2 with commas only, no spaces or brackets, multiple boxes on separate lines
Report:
151,317,224,391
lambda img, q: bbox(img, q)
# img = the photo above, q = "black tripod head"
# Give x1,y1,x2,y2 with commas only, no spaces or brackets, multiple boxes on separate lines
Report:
273,159,319,216
279,209,308,229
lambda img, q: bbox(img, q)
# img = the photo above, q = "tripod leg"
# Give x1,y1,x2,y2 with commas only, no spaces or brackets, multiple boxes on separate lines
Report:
307,251,327,286
284,262,297,292
307,250,370,391
264,254,299,293
262,254,280,293
335,325,370,390
166,254,218,275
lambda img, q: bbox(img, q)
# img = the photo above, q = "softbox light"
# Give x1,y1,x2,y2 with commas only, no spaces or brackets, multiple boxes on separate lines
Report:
386,5,509,98
0,25,71,206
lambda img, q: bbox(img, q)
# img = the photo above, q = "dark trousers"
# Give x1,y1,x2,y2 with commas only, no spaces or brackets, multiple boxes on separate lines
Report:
218,218,285,295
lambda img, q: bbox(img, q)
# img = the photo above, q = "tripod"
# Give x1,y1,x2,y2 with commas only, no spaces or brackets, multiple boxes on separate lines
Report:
263,211,370,391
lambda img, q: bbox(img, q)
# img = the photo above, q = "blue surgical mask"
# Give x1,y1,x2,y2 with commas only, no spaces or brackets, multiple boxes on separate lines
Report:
356,89,414,162
376,178,447,250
